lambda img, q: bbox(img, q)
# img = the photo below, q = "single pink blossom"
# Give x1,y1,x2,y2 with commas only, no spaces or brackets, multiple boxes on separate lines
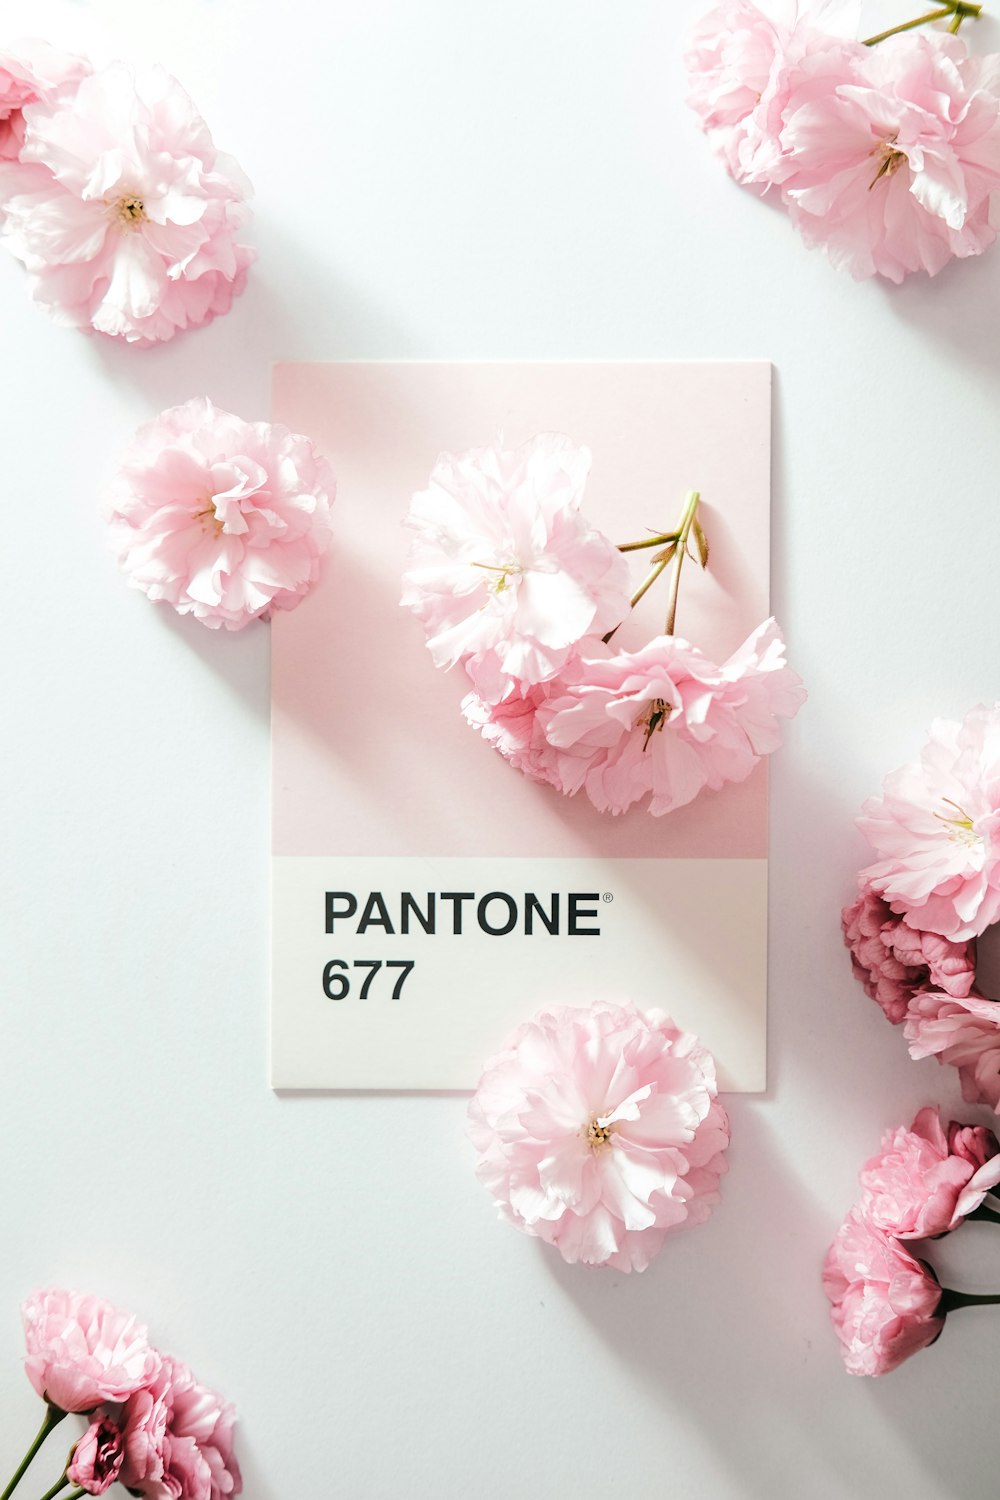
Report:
842,880,976,1025
0,40,90,161
67,1418,125,1496
857,705,1000,941
685,0,864,184
0,62,253,343
108,398,336,630
859,1106,1000,1239
822,1208,944,1375
401,433,631,704
534,618,804,816
22,1290,160,1414
116,1355,240,1500
468,1000,729,1273
905,989,1000,1112
775,34,1000,281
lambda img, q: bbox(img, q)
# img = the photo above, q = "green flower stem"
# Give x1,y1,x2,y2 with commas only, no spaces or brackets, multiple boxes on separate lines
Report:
939,1289,1000,1313
35,1478,69,1500
864,3,981,45
616,531,679,554
1,1409,66,1500
665,490,701,637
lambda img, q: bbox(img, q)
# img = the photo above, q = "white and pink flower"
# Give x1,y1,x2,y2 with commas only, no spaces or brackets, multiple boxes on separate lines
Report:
858,705,1000,942
469,1000,729,1272
402,434,631,704
108,398,336,631
22,1290,161,1414
0,62,253,343
0,40,90,161
534,619,804,816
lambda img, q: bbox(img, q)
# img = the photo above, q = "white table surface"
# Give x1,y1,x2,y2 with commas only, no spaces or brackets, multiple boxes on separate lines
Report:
4,3,1000,1496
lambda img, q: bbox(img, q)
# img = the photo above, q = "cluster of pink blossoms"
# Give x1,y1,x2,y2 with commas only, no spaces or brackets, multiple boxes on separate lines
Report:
16,1288,240,1497
685,0,1000,281
469,1000,730,1272
0,41,253,343
824,1107,1000,1375
843,704,1000,1113
402,433,805,816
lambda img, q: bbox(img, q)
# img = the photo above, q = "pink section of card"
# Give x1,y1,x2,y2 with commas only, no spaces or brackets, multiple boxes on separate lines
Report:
272,362,771,859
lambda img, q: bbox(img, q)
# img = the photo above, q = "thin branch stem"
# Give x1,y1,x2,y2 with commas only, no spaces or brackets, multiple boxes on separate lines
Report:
1,1409,66,1500
665,490,701,637
617,531,678,554
864,3,981,45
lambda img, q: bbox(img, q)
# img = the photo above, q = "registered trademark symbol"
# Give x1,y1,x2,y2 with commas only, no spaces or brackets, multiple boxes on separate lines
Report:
602,892,613,903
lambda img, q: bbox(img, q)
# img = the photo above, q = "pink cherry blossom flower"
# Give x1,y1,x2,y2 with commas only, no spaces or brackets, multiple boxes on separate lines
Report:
401,434,631,704
534,618,804,816
858,705,1000,941
0,40,90,161
842,880,976,1025
905,989,1000,1112
108,398,336,631
468,1000,729,1272
0,62,253,344
117,1361,172,1490
775,34,1000,281
859,1106,1000,1239
461,677,564,786
685,0,864,185
822,1209,944,1375
116,1355,241,1500
67,1417,125,1496
22,1290,160,1414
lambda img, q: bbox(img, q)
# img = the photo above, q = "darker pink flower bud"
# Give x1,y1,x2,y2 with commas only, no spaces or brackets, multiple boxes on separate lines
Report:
948,1121,1000,1173
842,882,976,1026
66,1418,125,1495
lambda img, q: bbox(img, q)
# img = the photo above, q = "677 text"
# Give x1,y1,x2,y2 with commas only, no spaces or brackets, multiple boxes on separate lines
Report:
322,959,415,1000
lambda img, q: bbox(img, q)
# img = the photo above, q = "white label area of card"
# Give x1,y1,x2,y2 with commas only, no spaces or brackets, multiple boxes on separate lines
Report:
271,855,766,1092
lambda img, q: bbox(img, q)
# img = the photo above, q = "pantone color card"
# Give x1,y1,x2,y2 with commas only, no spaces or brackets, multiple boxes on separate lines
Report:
271,362,771,1091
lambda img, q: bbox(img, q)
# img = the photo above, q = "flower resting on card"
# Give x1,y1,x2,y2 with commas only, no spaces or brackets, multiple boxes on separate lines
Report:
407,453,804,815
842,880,976,1026
0,40,90,161
108,398,335,630
468,1000,729,1272
402,433,631,703
857,704,1000,942
0,62,253,343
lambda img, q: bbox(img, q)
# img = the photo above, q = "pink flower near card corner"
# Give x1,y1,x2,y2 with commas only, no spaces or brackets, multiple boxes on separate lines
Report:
67,1417,125,1495
108,398,335,631
401,433,631,704
0,40,90,161
822,1208,944,1375
857,705,1000,941
535,618,805,817
468,1000,730,1273
22,1289,161,1413
842,881,977,1025
859,1105,1000,1239
775,34,1000,282
0,62,253,344
905,989,1000,1112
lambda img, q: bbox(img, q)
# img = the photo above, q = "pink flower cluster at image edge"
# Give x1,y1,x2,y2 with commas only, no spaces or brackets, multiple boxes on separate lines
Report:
843,704,1000,1113
0,40,253,343
403,432,805,816
685,0,1000,281
469,1000,730,1272
23,1288,240,1498
824,1107,1000,1375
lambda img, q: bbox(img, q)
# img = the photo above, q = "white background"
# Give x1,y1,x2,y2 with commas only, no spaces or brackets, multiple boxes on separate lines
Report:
3,2,1000,1496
